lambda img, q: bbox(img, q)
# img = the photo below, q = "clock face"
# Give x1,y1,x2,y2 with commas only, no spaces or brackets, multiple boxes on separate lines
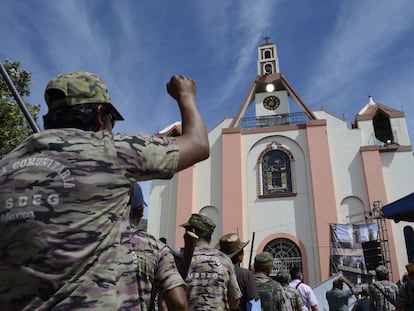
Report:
263,95,280,110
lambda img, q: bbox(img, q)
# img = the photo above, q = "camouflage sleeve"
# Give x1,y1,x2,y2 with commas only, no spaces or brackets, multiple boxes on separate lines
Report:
114,133,179,181
295,289,303,309
155,243,186,297
273,284,283,310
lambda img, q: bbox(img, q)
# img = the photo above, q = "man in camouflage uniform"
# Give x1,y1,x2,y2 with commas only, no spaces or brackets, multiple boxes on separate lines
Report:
128,183,187,310
253,251,284,311
0,71,209,310
369,265,398,311
275,269,302,311
181,213,242,310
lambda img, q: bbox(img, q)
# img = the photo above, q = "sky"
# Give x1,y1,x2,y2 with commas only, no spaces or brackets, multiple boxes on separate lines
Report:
2,1,414,218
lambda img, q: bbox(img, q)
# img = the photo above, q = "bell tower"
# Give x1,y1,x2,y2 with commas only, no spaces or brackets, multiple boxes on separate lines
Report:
257,35,280,75
255,37,289,119
230,36,316,129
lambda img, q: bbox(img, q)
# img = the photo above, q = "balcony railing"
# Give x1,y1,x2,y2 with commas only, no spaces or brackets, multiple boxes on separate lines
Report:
239,112,310,129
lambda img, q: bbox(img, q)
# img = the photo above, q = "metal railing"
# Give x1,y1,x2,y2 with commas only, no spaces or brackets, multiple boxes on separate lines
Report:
239,112,309,129
271,257,303,276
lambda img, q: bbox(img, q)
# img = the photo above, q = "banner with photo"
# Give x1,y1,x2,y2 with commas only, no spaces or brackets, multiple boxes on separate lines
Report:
330,223,378,286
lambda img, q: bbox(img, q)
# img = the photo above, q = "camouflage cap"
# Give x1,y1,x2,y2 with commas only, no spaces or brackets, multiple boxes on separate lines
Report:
276,269,291,283
180,213,216,234
375,265,389,277
44,71,124,120
254,251,274,269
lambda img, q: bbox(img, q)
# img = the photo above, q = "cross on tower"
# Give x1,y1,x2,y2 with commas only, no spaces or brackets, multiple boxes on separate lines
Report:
263,36,271,44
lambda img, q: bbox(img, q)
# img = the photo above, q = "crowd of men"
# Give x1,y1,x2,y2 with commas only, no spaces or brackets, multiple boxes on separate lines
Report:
0,69,314,310
2,70,414,310
323,264,414,311
167,211,317,310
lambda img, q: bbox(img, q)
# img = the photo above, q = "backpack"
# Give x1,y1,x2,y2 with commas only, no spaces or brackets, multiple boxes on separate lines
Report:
256,279,279,311
280,287,295,311
372,281,397,311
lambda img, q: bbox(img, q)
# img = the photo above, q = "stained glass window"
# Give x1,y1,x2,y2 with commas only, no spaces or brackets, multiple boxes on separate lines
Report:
262,149,292,194
257,142,296,197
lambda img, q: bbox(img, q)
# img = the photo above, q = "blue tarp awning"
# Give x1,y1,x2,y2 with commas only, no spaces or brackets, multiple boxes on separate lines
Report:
382,192,414,222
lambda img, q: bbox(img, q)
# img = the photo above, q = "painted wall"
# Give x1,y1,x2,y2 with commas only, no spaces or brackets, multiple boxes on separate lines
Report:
243,130,320,283
148,109,414,285
381,151,414,279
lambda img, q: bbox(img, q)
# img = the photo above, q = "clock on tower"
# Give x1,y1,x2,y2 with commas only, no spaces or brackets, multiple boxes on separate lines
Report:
263,95,280,110
255,91,289,118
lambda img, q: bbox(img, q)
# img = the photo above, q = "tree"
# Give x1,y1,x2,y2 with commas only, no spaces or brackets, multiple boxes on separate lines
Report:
0,60,40,158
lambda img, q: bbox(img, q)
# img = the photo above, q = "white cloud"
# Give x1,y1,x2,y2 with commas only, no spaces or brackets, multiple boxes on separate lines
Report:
306,0,414,106
1,0,413,138
199,0,278,109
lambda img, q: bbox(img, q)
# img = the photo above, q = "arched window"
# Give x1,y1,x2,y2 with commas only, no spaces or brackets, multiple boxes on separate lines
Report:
257,142,296,197
373,111,394,144
264,50,272,59
263,63,273,74
264,238,302,275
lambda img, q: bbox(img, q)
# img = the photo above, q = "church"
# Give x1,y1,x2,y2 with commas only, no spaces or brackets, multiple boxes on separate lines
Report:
148,37,414,286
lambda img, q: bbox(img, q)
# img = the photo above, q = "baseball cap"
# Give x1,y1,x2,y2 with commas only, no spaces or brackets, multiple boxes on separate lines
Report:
254,252,274,269
131,183,147,209
375,265,389,277
276,269,291,283
180,213,216,234
216,233,249,258
44,71,124,120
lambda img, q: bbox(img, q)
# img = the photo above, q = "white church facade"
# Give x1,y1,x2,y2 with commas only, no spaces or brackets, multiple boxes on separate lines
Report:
148,38,414,286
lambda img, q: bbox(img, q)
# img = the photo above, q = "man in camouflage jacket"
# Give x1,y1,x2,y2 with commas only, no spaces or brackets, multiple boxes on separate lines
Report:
127,182,187,310
275,269,302,311
369,265,398,311
0,71,209,310
253,251,284,311
181,213,242,310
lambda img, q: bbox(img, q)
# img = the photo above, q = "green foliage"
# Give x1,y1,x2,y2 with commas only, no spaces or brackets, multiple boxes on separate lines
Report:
0,60,40,158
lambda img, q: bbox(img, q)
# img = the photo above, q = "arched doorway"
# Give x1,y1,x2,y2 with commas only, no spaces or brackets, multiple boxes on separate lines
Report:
264,238,303,275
